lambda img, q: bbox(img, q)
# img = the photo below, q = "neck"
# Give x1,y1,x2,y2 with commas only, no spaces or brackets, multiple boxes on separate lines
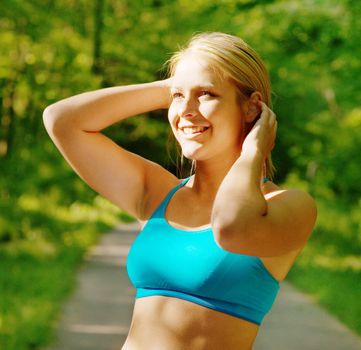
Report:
186,152,240,202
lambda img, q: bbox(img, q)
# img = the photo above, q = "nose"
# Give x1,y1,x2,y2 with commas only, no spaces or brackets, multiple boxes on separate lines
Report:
178,95,199,119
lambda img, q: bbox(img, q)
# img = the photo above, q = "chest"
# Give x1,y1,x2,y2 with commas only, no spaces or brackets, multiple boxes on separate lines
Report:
164,191,213,230
166,193,302,282
142,185,300,283
127,219,280,305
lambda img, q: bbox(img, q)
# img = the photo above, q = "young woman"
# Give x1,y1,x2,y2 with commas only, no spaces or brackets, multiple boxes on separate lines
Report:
43,32,317,350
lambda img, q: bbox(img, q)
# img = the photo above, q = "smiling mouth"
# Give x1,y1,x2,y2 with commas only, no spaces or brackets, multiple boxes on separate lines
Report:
179,126,210,136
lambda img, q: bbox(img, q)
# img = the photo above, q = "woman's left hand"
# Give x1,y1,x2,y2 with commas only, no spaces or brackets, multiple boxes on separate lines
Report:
241,101,277,160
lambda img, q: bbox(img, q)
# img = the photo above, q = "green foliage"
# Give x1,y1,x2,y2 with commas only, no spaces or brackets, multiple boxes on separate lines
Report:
0,144,126,349
1,0,360,192
1,248,86,350
287,197,361,335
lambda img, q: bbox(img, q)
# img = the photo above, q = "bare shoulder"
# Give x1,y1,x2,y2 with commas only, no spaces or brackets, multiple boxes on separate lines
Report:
265,184,317,211
265,183,318,233
138,161,181,224
218,181,317,257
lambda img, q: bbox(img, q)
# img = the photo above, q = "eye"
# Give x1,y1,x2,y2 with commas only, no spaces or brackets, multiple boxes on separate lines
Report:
172,92,183,99
199,90,216,97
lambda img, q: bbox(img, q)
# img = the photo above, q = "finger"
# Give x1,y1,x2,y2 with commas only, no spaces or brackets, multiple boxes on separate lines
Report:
268,110,276,127
259,101,275,125
273,125,277,142
272,123,277,149
259,101,267,111
257,101,270,125
258,101,268,117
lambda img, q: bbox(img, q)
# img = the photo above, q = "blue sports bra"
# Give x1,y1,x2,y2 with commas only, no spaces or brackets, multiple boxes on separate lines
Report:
126,177,280,325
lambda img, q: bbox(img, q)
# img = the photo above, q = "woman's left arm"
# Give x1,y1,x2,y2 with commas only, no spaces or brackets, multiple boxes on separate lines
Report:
211,102,317,257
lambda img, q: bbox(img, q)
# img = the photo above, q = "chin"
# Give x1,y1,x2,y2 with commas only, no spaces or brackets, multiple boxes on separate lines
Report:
180,152,197,161
180,147,211,162
180,150,198,161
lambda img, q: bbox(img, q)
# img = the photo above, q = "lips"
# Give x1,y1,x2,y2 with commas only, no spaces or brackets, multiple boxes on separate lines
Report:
178,124,210,131
182,126,208,134
178,126,210,138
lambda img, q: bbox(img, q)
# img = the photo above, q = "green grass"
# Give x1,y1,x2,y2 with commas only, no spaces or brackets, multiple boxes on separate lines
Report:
1,247,87,349
0,188,134,350
286,197,361,336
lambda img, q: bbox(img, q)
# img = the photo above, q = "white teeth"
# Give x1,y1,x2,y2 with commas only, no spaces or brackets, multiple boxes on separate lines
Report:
181,127,208,134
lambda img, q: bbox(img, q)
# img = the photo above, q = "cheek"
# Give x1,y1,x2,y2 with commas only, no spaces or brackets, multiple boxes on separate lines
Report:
199,101,219,117
167,105,177,125
217,110,244,139
167,110,181,141
201,101,242,129
228,103,244,126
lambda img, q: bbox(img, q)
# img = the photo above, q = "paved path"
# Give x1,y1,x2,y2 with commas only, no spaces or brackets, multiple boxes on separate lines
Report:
46,222,361,350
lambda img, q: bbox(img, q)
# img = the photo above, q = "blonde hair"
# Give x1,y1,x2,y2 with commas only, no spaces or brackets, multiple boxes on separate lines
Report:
166,31,275,180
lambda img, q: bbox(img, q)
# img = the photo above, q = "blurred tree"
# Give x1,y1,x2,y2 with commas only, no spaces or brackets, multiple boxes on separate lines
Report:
0,0,360,218
92,0,105,76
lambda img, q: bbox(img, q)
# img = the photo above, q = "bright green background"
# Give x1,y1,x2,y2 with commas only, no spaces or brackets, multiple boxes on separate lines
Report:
1,1,360,349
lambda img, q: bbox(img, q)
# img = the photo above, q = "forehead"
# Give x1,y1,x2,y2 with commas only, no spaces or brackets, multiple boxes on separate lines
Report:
172,54,227,89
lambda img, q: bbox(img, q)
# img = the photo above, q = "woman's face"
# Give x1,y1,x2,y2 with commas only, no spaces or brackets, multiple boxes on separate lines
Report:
168,54,247,162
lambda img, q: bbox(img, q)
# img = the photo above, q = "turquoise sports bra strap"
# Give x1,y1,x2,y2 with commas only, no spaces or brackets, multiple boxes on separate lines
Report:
180,176,191,186
152,176,191,217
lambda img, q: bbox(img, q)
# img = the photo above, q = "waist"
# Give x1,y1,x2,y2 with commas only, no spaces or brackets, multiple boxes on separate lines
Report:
123,295,259,350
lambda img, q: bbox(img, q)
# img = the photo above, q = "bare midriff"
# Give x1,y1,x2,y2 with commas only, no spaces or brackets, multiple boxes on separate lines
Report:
121,295,260,350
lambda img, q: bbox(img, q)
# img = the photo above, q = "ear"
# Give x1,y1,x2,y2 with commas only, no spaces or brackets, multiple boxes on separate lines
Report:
244,92,262,123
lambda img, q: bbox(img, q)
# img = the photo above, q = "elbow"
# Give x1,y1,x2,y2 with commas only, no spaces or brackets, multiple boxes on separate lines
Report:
42,103,74,132
214,227,265,256
213,226,250,255
213,224,228,248
213,224,244,253
211,209,258,254
42,104,52,119
212,218,259,255
43,104,60,130
211,212,249,245
211,214,232,246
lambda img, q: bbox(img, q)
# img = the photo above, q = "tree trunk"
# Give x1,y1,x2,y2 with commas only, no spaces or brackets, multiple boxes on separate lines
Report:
4,78,17,159
0,77,8,141
92,0,105,75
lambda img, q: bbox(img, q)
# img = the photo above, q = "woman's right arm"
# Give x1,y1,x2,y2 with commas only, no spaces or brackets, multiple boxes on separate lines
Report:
42,79,176,220
43,80,171,132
